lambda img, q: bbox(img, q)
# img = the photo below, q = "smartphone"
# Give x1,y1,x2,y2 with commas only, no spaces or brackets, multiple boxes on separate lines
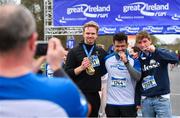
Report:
35,41,48,56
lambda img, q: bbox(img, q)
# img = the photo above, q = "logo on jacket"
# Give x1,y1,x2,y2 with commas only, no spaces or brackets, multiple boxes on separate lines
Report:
110,64,127,70
143,59,160,71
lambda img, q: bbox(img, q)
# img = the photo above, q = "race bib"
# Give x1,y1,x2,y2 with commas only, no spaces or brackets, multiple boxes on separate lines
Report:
111,77,127,88
142,75,157,90
46,64,54,78
89,55,100,67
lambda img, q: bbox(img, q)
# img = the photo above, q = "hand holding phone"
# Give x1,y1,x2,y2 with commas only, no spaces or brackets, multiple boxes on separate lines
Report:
46,37,66,71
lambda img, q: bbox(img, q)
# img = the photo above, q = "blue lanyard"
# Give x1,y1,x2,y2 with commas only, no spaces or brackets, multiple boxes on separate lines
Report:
83,44,94,58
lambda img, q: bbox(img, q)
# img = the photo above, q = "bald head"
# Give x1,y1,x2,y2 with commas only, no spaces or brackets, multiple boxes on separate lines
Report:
0,4,36,52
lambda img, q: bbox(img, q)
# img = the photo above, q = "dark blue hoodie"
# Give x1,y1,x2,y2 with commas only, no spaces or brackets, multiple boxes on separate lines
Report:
139,48,178,97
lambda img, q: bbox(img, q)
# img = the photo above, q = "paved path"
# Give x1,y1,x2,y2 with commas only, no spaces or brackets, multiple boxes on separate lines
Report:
169,65,180,116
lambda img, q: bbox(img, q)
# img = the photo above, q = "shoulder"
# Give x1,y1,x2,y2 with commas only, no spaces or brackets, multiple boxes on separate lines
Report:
96,46,107,54
96,46,104,51
154,47,174,54
35,76,87,108
105,53,115,62
30,74,77,96
39,76,77,92
3,73,88,117
69,45,81,53
67,45,83,57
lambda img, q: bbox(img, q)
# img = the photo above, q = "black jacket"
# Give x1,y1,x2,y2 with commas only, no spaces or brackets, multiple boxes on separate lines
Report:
65,42,107,92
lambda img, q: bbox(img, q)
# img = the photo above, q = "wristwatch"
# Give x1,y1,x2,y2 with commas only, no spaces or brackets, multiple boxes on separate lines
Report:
124,60,129,65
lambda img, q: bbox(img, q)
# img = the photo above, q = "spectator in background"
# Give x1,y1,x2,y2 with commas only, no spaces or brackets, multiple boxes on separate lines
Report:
0,4,88,117
136,30,179,117
45,48,69,78
175,50,180,66
178,50,180,66
107,44,114,54
129,46,142,115
129,46,141,60
96,43,108,117
97,43,105,50
65,21,107,117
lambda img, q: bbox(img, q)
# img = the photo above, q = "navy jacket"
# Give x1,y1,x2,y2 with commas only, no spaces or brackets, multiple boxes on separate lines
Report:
139,48,178,97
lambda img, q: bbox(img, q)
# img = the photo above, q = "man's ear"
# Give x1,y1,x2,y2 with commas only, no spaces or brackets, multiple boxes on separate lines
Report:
28,32,38,52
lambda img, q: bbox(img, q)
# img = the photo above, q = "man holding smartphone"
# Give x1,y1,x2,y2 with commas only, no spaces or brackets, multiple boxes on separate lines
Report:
0,4,89,117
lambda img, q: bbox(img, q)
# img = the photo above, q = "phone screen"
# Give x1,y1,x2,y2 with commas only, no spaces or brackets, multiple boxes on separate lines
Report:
35,42,48,56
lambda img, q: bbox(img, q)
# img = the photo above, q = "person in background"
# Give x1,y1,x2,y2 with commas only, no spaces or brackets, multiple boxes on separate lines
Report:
178,50,180,67
104,32,141,117
62,48,69,68
129,46,142,116
65,21,107,117
96,43,105,50
129,46,141,60
96,43,108,117
45,48,69,78
107,44,114,54
136,30,179,117
98,73,108,118
0,4,88,117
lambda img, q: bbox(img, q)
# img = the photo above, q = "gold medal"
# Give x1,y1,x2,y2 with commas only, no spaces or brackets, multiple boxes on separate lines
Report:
86,64,95,75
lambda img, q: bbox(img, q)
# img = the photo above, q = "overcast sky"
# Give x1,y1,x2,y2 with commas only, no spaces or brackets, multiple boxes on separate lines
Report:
154,34,180,44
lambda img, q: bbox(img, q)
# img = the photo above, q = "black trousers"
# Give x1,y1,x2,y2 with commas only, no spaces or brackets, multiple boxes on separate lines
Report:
83,92,100,117
105,104,137,117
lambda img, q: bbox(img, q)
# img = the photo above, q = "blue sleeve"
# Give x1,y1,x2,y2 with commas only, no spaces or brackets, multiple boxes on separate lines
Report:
133,59,141,72
155,48,179,64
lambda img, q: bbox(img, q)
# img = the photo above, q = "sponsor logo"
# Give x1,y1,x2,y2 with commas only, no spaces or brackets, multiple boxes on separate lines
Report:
143,26,163,33
110,64,127,70
67,4,110,18
59,17,87,23
120,26,140,33
167,26,180,32
171,14,180,20
142,59,160,71
115,15,123,21
99,27,116,34
123,2,169,17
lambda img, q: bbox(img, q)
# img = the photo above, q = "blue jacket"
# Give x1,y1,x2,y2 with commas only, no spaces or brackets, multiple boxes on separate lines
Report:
0,73,88,117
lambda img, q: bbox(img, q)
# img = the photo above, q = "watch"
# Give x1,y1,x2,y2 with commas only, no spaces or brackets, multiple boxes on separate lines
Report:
124,60,129,65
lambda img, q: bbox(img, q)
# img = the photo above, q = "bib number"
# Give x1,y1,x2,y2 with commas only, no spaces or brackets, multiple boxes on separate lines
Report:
142,75,157,90
89,55,100,67
111,77,127,88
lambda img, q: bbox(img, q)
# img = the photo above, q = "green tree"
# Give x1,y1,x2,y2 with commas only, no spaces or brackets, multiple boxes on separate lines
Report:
174,38,180,44
22,0,44,40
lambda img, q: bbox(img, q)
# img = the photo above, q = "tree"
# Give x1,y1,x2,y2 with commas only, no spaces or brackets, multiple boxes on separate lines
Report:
174,38,180,44
151,35,160,45
22,0,44,40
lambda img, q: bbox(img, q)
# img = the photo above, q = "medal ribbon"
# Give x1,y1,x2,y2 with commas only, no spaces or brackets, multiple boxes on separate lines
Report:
83,44,94,58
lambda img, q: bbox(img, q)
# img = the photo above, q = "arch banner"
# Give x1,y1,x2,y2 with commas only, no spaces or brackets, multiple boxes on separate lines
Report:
53,0,180,34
